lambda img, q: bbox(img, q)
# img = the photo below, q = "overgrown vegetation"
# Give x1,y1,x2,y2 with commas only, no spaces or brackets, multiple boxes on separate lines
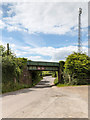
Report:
31,71,42,86
1,45,42,93
54,52,90,86
42,71,52,76
54,78,76,87
64,52,90,85
52,71,57,77
1,44,90,92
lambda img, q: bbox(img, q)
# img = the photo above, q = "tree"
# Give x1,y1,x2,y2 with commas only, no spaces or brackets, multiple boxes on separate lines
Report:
2,56,16,83
0,45,16,57
64,52,90,85
0,45,5,56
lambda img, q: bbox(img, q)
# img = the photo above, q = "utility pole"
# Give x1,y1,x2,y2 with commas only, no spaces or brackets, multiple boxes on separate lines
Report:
78,8,82,53
7,43,9,56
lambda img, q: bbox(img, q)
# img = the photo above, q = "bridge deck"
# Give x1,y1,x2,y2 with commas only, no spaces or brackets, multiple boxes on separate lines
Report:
27,61,60,67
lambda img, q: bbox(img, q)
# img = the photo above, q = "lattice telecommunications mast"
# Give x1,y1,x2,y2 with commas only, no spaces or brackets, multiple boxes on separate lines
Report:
78,8,82,53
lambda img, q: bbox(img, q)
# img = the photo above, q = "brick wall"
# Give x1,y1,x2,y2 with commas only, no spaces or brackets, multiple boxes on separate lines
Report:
20,66,32,85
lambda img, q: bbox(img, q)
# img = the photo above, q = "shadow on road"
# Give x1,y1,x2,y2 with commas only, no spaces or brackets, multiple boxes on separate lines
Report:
37,80,49,85
34,84,55,88
2,88,34,97
2,76,55,97
34,77,55,88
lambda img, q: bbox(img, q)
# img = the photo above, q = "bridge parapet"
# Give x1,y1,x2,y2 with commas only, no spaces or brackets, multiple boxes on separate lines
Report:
27,61,61,83
27,61,60,67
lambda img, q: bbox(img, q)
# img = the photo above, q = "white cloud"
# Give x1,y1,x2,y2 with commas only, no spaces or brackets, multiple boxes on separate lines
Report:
28,56,41,60
1,0,89,3
0,10,3,18
12,45,88,61
0,40,3,45
2,2,88,35
0,9,5,29
2,40,88,61
0,39,7,49
1,2,88,61
10,43,15,48
82,41,88,46
27,56,48,61
6,25,22,32
0,20,5,29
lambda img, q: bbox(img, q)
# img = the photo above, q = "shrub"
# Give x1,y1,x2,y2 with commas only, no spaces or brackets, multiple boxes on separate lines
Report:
42,71,52,76
1,45,43,93
31,71,42,86
64,52,90,85
52,71,57,77
2,56,16,83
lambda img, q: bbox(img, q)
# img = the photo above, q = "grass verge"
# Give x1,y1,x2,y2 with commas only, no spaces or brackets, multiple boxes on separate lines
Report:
54,78,88,87
2,82,32,93
2,77,43,93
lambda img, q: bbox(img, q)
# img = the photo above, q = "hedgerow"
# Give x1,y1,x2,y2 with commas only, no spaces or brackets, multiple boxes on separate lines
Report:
1,45,42,93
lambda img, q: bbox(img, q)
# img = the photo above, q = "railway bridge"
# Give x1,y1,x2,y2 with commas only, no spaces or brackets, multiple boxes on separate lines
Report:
27,61,61,83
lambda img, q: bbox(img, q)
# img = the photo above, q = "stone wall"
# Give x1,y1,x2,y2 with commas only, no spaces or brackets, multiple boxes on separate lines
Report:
20,66,32,85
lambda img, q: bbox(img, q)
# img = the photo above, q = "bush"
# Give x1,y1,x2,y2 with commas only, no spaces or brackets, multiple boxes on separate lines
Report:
31,71,42,86
64,52,90,85
42,71,52,76
63,71,69,84
52,71,57,77
1,45,43,93
2,56,16,83
2,56,27,84
2,56,43,93
2,82,32,93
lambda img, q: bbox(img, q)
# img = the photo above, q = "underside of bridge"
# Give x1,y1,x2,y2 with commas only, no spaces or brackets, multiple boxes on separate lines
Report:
27,61,61,83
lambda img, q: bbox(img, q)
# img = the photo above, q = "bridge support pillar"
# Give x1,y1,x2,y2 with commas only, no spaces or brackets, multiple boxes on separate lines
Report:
29,71,32,85
58,68,61,83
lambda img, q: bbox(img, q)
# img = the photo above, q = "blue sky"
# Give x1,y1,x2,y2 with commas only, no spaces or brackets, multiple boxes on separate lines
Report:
0,2,88,62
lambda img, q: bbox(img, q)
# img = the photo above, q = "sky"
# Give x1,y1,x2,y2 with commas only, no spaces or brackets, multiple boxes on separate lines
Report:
0,2,88,62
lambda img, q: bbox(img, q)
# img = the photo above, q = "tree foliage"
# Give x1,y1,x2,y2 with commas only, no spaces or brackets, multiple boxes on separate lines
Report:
1,45,42,93
0,45,16,57
64,52,90,85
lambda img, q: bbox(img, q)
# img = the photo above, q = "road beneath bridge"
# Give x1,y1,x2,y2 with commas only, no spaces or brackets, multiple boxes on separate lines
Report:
2,76,88,118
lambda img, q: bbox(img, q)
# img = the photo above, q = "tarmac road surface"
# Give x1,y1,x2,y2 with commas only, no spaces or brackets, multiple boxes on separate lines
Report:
2,76,88,118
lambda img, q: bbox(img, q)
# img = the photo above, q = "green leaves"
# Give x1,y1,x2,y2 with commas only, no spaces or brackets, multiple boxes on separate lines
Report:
64,52,90,85
1,45,43,93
